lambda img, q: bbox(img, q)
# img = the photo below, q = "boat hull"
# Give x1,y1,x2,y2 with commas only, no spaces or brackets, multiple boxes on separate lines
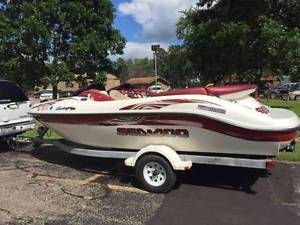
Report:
31,94,299,157
42,121,295,156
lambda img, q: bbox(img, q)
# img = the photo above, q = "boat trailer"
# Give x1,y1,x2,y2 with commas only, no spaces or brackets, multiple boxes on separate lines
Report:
6,126,295,193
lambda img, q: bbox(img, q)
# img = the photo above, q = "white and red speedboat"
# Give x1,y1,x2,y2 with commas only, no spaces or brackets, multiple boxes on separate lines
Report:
30,84,299,157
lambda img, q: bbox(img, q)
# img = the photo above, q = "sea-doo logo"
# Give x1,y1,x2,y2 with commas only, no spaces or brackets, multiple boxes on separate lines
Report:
198,104,226,114
117,128,189,138
34,103,54,112
55,106,76,111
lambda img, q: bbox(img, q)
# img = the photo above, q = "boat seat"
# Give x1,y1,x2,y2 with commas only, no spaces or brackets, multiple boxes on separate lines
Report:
152,87,208,97
109,90,130,100
150,85,256,97
78,89,113,101
205,84,256,96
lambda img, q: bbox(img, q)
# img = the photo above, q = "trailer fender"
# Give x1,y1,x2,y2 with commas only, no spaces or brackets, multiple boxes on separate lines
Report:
124,145,192,170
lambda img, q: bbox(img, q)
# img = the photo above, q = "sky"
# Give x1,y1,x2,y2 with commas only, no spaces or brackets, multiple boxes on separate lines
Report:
0,1,197,59
112,0,197,59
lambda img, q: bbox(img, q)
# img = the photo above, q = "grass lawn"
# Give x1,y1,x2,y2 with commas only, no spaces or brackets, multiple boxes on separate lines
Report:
21,123,60,139
261,99,300,117
261,99,300,162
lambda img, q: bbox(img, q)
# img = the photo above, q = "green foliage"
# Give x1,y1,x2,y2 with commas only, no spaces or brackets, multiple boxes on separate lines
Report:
0,0,125,91
157,46,199,88
114,58,128,82
177,0,300,84
95,71,107,85
115,57,154,83
115,46,198,88
277,144,300,162
44,62,73,85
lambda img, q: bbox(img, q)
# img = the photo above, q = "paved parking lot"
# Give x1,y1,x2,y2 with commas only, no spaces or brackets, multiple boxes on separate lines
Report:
0,143,300,225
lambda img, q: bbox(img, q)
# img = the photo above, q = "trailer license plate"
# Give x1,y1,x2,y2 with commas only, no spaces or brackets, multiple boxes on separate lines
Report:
1,126,16,134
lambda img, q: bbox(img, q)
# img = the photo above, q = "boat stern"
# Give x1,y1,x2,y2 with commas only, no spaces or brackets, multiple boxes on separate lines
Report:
267,107,300,153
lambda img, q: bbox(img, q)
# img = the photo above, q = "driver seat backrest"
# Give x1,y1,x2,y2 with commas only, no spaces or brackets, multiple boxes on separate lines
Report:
151,87,208,96
78,89,113,101
109,90,130,100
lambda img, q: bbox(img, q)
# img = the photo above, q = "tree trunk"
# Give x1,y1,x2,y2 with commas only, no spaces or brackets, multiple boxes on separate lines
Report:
254,69,262,84
52,83,58,99
228,74,232,84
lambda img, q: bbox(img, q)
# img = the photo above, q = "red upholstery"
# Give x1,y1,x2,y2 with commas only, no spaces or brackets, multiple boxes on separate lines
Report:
151,85,256,97
78,89,113,101
152,87,208,97
78,85,256,99
205,85,256,96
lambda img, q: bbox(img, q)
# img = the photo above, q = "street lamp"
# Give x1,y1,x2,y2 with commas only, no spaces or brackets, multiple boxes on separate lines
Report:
151,44,160,91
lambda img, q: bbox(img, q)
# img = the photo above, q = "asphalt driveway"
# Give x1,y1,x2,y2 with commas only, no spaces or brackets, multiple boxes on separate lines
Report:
0,143,299,225
149,163,300,225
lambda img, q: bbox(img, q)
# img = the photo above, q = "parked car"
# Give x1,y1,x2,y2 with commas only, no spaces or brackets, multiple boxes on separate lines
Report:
277,83,298,93
257,86,279,99
259,83,299,100
0,80,34,141
148,84,163,93
33,90,43,98
60,91,73,98
39,89,60,102
288,84,300,101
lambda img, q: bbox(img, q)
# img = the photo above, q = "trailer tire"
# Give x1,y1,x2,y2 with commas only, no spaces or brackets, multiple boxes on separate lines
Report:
136,154,176,193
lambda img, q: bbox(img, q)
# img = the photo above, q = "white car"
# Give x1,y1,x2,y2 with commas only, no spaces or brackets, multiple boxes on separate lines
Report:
0,80,34,140
39,89,60,102
289,86,300,101
148,84,163,93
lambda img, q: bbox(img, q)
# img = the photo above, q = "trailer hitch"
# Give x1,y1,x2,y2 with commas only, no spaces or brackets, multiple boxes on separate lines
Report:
5,136,32,152
32,126,49,148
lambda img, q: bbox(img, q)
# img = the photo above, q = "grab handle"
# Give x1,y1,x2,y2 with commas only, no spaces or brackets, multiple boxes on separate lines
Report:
7,103,19,109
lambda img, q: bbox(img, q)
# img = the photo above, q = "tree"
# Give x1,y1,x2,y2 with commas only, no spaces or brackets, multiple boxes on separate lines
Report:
115,57,154,83
114,58,129,83
114,47,198,88
177,0,300,84
42,62,73,93
0,0,125,97
157,46,199,88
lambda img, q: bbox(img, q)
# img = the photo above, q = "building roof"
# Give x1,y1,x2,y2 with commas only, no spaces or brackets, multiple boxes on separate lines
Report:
126,76,169,85
260,75,280,81
106,73,119,80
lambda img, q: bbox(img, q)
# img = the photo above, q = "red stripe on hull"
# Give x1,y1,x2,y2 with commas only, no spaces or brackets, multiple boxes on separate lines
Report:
119,99,219,110
33,113,298,142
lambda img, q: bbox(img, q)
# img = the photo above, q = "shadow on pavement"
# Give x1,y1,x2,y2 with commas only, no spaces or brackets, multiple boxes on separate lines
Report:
0,142,10,152
148,163,299,225
32,146,137,185
32,146,131,173
31,146,266,193
176,164,267,194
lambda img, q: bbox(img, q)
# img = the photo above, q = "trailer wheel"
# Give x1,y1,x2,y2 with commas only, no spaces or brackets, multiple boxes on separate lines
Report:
136,154,176,193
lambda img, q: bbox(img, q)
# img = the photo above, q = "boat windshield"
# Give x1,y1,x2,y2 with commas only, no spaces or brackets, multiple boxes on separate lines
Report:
0,81,28,104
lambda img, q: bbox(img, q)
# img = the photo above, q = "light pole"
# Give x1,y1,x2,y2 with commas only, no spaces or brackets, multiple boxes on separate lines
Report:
151,44,160,91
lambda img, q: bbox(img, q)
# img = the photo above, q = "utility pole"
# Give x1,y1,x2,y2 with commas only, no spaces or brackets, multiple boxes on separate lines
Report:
151,44,160,92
